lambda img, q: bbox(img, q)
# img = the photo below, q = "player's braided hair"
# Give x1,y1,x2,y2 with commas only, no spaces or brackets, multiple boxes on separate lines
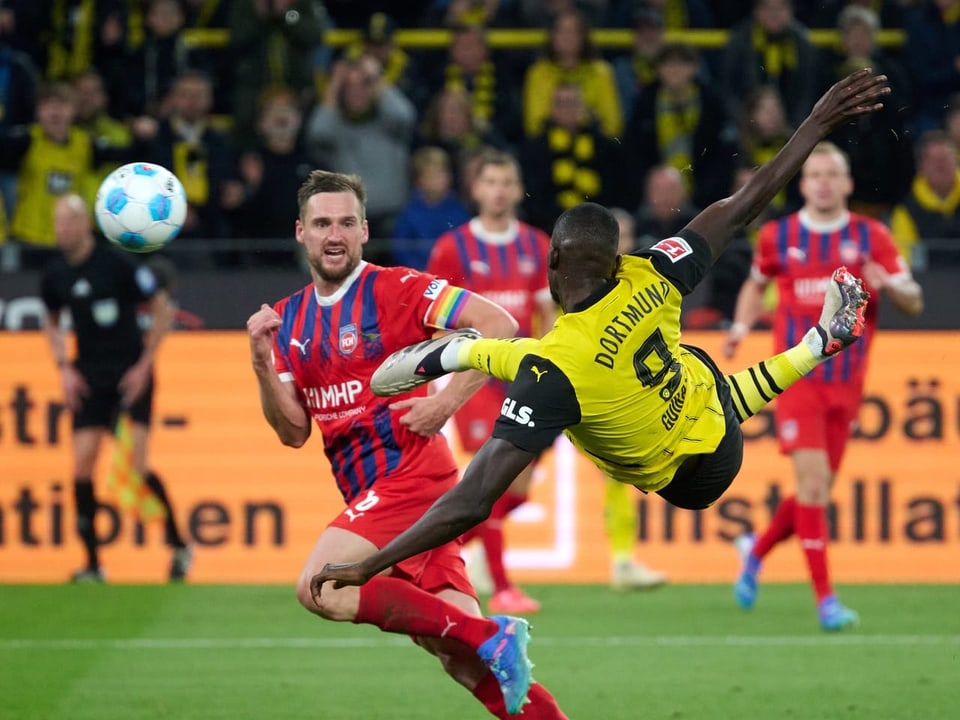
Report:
297,170,367,220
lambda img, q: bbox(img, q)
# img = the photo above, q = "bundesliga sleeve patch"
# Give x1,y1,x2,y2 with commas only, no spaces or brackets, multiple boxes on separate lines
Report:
649,237,693,263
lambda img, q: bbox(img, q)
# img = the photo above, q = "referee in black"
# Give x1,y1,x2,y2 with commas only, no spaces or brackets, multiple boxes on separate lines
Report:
41,194,192,582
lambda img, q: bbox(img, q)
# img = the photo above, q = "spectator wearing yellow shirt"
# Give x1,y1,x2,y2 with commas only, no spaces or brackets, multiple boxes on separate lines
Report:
889,130,960,267
522,10,622,139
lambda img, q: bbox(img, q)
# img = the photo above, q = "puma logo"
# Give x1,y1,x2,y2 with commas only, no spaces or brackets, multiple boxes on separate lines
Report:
530,365,548,382
290,337,311,356
440,616,457,638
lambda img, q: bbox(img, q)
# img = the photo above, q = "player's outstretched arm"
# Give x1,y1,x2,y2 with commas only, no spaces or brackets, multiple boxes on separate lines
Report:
311,438,534,595
685,69,889,261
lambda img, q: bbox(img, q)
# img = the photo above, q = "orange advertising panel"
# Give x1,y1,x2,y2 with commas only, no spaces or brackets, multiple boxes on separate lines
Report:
1,331,958,584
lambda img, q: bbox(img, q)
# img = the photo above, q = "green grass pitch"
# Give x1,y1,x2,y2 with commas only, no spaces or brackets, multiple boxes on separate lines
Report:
1,584,958,719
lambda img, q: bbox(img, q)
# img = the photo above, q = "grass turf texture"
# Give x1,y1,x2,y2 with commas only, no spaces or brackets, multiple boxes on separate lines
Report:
1,584,958,719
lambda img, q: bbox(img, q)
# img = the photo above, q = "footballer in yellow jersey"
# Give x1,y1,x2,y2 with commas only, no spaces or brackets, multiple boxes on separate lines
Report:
309,72,887,654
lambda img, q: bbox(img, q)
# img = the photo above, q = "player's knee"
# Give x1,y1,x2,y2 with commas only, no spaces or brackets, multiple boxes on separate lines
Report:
295,575,346,620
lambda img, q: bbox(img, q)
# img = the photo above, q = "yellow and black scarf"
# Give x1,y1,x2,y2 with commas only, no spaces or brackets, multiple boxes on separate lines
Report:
548,125,602,210
655,85,700,192
445,61,496,126
751,23,798,80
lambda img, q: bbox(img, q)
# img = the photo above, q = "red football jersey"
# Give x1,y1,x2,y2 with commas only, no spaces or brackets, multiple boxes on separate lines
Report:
753,210,910,384
427,218,551,336
272,262,471,503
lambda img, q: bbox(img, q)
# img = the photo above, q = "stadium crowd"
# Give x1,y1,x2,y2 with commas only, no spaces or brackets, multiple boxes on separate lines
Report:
2,0,960,313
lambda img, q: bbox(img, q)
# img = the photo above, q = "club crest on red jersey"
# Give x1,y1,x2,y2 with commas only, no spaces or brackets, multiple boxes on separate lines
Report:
840,241,861,265
339,323,358,354
650,237,693,263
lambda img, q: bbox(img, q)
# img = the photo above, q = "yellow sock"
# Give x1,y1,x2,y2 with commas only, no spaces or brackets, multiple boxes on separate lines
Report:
455,337,540,382
726,341,820,422
605,478,638,562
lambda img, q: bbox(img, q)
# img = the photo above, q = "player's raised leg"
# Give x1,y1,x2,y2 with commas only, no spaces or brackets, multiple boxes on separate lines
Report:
725,267,868,424
371,331,538,396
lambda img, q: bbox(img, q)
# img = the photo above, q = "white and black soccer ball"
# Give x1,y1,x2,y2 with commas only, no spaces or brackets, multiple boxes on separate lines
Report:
95,162,187,252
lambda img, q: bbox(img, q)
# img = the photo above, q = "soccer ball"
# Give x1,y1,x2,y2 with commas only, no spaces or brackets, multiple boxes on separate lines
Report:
95,162,187,252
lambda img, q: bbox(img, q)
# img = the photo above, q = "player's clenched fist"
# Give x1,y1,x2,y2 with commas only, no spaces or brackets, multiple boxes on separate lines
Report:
247,303,282,367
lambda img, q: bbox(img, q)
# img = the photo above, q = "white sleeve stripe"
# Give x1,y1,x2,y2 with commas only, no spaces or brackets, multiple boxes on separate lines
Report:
750,266,768,283
278,372,295,382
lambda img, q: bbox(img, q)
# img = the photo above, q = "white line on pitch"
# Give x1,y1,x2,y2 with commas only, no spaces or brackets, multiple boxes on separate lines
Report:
1,635,958,650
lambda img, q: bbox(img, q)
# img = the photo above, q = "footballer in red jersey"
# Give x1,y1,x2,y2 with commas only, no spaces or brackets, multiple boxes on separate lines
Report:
428,151,556,616
725,142,923,630
247,170,567,718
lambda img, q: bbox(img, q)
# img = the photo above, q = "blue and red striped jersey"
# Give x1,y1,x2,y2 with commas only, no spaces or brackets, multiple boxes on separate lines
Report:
272,262,471,503
753,210,910,384
428,218,551,336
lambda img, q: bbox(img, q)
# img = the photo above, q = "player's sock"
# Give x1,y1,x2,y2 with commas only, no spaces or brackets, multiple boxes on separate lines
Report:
725,344,823,422
482,493,526,593
604,478,637,561
473,673,568,720
73,478,100,571
796,502,832,602
144,471,186,548
452,337,540,382
356,575,498,648
752,495,797,560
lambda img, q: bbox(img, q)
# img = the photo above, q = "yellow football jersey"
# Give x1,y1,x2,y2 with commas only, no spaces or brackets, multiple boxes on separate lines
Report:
490,236,728,492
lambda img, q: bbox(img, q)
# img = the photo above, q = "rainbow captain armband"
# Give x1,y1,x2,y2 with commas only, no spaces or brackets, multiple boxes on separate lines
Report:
424,282,471,330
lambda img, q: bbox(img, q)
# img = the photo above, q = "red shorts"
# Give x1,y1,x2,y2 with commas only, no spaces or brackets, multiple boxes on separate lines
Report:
328,470,475,599
452,380,508,452
775,379,862,472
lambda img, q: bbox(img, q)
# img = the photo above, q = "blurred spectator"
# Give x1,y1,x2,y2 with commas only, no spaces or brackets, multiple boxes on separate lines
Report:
392,146,471,269
682,165,756,329
306,56,417,252
904,0,960,134
416,23,524,148
236,87,312,258
737,86,795,213
722,0,818,128
123,0,188,119
821,5,913,217
606,0,714,29
633,164,698,247
0,83,96,267
181,0,235,115
820,5,910,102
521,83,620,232
72,69,132,205
613,7,666,122
795,0,906,29
889,130,960,265
523,10,623,138
142,71,243,247
342,13,415,98
231,0,324,152
416,87,507,197
45,0,127,83
322,0,433,28
623,42,736,211
0,0,49,70
0,46,39,244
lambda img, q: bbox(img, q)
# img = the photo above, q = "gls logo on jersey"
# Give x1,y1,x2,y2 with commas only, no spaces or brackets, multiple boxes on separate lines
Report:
501,398,535,427
650,237,693,263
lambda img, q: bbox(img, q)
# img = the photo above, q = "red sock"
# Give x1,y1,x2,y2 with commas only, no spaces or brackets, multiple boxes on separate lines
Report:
483,493,527,594
795,503,832,602
356,576,497,648
752,496,797,560
473,674,568,719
